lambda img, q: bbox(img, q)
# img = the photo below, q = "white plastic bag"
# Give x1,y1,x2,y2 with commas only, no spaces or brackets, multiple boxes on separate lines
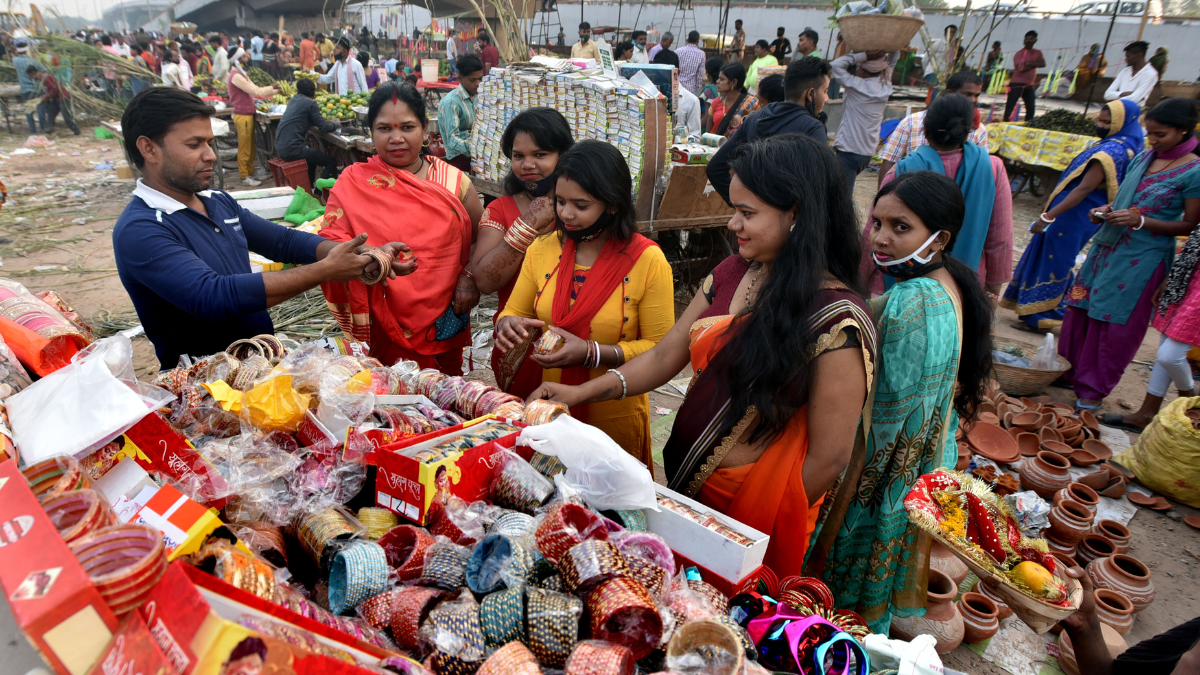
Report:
517,415,659,512
6,334,174,464
863,634,943,675
1032,333,1057,370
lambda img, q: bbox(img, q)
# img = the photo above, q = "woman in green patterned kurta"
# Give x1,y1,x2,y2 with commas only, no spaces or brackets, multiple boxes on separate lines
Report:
806,170,994,633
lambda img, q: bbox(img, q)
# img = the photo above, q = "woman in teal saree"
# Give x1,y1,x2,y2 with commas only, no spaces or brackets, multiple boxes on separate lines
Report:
806,170,994,634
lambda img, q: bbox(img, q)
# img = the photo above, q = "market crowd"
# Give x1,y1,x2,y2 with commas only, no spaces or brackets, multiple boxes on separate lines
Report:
5,14,1194,670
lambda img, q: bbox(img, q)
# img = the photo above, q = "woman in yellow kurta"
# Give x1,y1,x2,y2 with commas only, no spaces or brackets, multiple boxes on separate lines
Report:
494,140,674,466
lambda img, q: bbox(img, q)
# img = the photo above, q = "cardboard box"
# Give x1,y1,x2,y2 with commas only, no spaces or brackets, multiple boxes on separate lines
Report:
141,563,395,675
0,461,119,675
86,613,175,675
115,413,230,509
132,484,233,561
643,483,770,587
369,417,524,525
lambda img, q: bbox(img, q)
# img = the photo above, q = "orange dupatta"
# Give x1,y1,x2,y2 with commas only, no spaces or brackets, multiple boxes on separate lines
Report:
688,315,823,579
320,156,472,360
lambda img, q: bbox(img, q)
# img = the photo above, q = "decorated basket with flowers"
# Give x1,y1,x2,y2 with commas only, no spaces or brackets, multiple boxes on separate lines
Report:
904,469,1083,633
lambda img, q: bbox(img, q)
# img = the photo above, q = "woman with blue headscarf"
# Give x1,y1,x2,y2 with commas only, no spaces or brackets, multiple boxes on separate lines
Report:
862,93,1013,298
1002,99,1144,332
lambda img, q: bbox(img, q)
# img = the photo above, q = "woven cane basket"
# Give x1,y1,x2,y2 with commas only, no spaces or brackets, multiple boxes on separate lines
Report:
837,14,924,53
993,336,1071,397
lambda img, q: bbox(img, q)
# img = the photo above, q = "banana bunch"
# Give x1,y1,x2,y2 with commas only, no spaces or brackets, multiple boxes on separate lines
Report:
294,70,320,82
277,80,297,98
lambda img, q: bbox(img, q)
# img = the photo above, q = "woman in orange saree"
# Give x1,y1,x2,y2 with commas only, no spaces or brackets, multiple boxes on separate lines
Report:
320,82,484,370
528,135,875,577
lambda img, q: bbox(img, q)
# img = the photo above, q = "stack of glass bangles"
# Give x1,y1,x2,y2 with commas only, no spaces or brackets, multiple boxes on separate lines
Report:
68,524,168,616
357,247,394,285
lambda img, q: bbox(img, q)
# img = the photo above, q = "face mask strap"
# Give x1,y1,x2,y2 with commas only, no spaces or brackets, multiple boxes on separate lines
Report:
874,229,943,267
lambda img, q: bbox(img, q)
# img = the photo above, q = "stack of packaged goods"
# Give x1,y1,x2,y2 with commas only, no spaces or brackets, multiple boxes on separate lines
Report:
470,67,653,203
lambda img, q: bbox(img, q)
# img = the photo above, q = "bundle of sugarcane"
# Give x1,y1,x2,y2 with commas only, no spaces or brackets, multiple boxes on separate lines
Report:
10,33,161,119
465,0,529,64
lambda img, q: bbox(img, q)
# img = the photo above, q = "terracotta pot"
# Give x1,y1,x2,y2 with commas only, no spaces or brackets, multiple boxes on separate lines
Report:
1042,440,1074,457
1083,439,1113,460
930,540,969,586
1039,426,1065,444
958,592,1000,644
1088,554,1155,613
1094,520,1131,554
1020,451,1073,500
1048,499,1095,545
1099,474,1127,499
1032,395,1053,404
1045,532,1077,559
1017,433,1041,457
890,569,964,654
1049,402,1076,415
1076,533,1117,567
1079,469,1109,491
1007,426,1025,441
974,578,1013,619
1020,397,1037,408
956,443,973,471
980,402,997,416
1004,412,1016,429
978,412,1001,427
997,401,1011,421
1080,410,1100,432
1053,483,1101,513
1012,412,1041,430
1070,449,1100,466
1094,589,1135,635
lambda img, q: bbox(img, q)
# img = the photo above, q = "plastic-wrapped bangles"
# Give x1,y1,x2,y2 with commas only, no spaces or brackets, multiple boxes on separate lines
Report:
488,511,536,538
525,587,583,668
626,556,669,598
565,641,636,675
357,587,402,629
534,502,608,565
69,524,167,616
480,585,526,648
357,507,399,541
378,524,435,581
419,541,471,590
614,531,675,576
23,455,88,499
559,540,631,595
328,540,389,615
586,576,663,659
466,534,532,594
41,488,114,543
477,641,542,675
389,586,446,652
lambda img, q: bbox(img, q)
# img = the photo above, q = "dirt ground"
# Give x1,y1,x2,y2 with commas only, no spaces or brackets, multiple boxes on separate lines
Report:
1,119,1198,674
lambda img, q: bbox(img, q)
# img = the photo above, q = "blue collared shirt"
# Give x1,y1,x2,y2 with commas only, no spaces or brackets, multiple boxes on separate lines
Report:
113,180,324,368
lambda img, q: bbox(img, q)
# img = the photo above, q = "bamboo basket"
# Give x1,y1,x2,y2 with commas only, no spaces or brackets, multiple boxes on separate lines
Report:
992,336,1071,397
837,14,924,53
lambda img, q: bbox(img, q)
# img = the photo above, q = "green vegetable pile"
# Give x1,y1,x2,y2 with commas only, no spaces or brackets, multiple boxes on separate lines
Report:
316,91,369,120
246,66,276,87
1024,109,1097,137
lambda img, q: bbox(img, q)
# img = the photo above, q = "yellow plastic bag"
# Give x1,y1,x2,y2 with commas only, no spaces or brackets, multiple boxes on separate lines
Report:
203,376,311,432
1114,396,1200,508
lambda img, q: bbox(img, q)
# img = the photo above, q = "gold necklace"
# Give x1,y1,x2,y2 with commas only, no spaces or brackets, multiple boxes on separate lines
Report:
743,265,762,309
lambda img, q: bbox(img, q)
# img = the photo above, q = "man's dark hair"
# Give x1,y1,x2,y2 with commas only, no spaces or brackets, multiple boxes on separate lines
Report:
735,19,743,25
296,78,316,97
758,74,785,104
579,21,590,30
121,88,215,168
1125,40,1149,54
336,36,351,50
270,32,279,40
25,65,37,75
253,29,262,37
1025,30,1038,38
800,29,819,45
632,30,646,41
101,35,112,46
653,48,679,67
755,39,770,50
945,25,958,35
302,32,309,39
209,34,222,45
405,73,418,85
316,32,325,40
784,55,831,102
688,30,700,44
457,54,483,77
478,32,491,44
946,70,982,91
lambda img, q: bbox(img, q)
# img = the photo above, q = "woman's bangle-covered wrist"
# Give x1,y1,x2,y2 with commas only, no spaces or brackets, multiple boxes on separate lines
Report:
503,217,539,253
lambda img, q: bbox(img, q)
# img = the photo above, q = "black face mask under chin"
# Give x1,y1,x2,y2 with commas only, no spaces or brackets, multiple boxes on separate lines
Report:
1095,125,1110,139
803,92,827,124
523,173,557,198
564,211,615,242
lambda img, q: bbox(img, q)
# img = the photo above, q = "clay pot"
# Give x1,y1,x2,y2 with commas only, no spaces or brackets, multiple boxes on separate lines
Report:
1088,554,1155,613
1020,451,1073,500
1004,411,1016,429
1049,402,1076,415
978,412,1001,427
1079,469,1109,491
1080,410,1100,433
980,402,997,416
1042,440,1074,457
1100,474,1127,499
1048,499,1095,545
968,422,1020,463
1045,532,1077,559
1094,520,1131,554
1083,439,1113,461
1032,395,1053,404
958,592,1000,644
1053,483,1101,513
890,569,964,654
1070,449,1100,467
1039,426,1065,444
974,578,1013,619
1094,589,1135,635
1012,412,1041,430
997,401,1011,422
1016,432,1041,457
1076,534,1117,567
1127,492,1157,507
1185,515,1200,530
930,540,970,586
956,443,973,471
1007,426,1024,441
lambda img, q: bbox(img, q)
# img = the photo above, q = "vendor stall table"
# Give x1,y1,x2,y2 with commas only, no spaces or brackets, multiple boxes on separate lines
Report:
254,111,284,169
987,122,1098,198
416,79,457,110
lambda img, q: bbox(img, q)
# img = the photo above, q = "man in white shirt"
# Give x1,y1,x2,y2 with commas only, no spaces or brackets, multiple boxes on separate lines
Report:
161,51,186,89
831,50,899,191
250,30,264,68
630,31,650,63
317,37,368,95
446,34,458,75
676,85,702,135
210,35,230,81
1105,41,1157,109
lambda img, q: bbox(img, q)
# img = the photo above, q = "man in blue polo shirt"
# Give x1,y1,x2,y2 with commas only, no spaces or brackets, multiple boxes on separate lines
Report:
113,88,416,369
